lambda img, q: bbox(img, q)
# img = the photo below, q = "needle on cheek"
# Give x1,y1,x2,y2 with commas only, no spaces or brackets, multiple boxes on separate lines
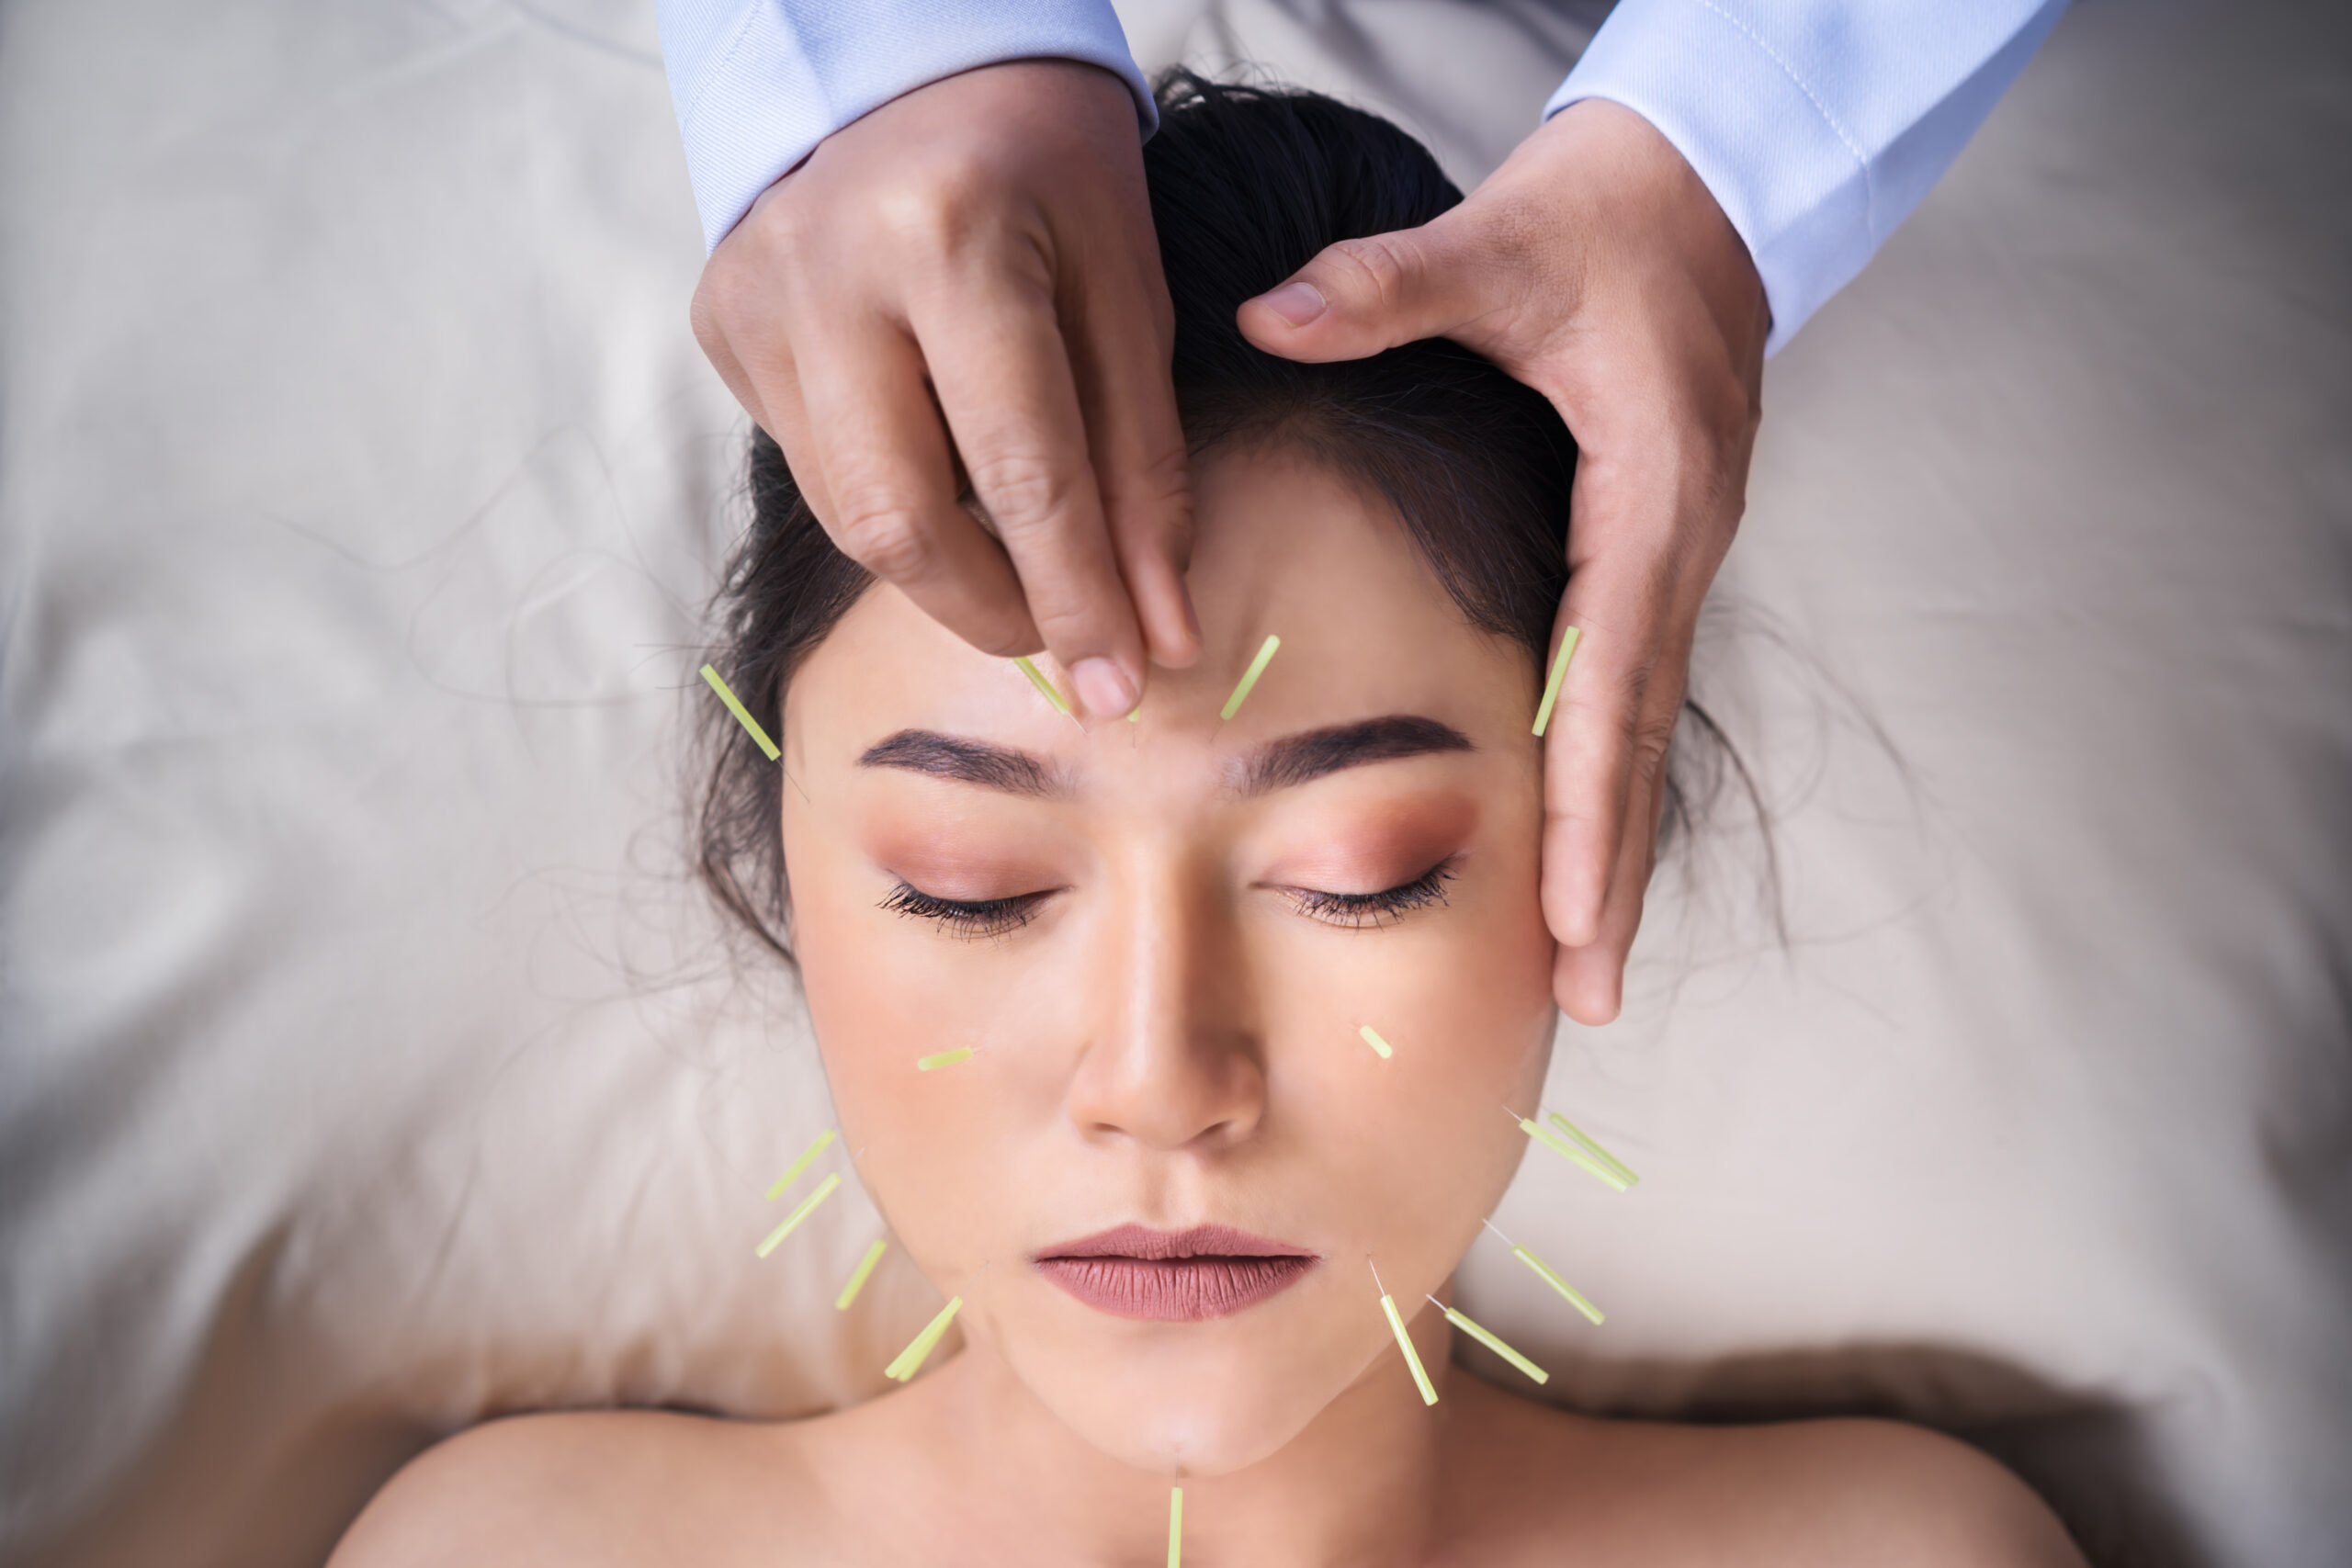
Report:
917,1046,976,1072
1546,1111,1638,1187
1358,1024,1395,1060
1505,1103,1631,1191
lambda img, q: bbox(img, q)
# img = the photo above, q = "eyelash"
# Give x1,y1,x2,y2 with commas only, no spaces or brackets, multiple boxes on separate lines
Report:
1279,856,1458,930
879,884,1054,941
881,856,1461,940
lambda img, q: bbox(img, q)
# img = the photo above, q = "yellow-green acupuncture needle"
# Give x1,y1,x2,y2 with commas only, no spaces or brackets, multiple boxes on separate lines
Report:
1012,656,1077,718
754,1170,841,1258
1167,1485,1184,1568
834,1237,888,1312
1546,1111,1638,1188
1370,1260,1439,1405
1506,1105,1631,1191
917,1046,975,1072
701,662,780,761
1483,1218,1605,1326
1358,1024,1395,1060
764,1128,836,1201
1530,626,1581,739
885,1295,964,1381
1219,634,1282,721
1428,1294,1548,1384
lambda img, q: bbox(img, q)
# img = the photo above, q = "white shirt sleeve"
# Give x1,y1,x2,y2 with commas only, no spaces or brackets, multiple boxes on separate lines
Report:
657,0,1155,254
1548,0,2068,355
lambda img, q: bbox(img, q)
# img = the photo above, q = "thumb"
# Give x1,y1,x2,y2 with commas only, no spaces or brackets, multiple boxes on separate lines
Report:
1237,222,1490,364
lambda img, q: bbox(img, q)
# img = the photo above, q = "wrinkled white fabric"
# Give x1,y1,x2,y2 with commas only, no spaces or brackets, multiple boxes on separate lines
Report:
1,4,2346,1567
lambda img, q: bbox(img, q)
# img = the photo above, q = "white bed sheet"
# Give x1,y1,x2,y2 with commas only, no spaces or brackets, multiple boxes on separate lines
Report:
1,2,2346,1565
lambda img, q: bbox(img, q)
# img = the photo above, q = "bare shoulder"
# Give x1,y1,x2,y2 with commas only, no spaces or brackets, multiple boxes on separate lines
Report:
329,1407,820,1568
1442,1382,2085,1568
1629,1415,2090,1568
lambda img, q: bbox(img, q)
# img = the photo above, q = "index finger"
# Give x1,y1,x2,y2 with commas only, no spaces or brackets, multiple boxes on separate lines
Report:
1536,412,1724,953
917,276,1151,721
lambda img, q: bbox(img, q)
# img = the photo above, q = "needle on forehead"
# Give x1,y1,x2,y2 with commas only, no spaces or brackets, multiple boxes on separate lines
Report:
1220,634,1282,721
1012,656,1081,724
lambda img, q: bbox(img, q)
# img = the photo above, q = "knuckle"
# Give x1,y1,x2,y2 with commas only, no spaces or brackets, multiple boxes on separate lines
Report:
1102,446,1193,547
967,449,1082,536
1321,233,1422,314
870,178,964,248
831,500,936,582
872,158,1005,252
1630,706,1680,783
740,189,820,265
1025,594,1106,650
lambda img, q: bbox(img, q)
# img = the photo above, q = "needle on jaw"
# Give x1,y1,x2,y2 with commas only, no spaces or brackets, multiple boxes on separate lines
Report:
1369,1258,1438,1405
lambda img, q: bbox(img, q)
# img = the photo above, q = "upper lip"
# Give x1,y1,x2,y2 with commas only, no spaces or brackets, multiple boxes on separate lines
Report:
1036,1223,1316,1261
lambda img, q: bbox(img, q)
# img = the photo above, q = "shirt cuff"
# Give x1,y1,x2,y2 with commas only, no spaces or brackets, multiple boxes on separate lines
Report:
1546,0,2064,355
663,1,1155,254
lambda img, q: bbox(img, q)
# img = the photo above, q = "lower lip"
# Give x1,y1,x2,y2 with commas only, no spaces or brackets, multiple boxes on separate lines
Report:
1035,1255,1317,1321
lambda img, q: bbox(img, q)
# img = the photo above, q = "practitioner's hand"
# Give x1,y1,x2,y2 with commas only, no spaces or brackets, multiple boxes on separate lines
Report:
692,61,1199,719
1238,99,1768,1025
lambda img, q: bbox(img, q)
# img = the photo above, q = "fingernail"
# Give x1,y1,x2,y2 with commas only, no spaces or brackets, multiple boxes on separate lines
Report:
1071,658,1137,720
1257,281,1327,327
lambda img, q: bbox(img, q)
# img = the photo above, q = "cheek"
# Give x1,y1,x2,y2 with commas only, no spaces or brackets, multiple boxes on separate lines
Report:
784,820,1080,1292
1258,804,1556,1253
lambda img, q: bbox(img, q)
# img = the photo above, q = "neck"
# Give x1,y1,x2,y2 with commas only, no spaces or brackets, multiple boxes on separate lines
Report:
915,1303,1459,1567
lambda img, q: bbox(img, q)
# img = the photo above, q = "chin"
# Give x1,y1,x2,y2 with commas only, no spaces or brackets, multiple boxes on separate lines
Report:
996,1305,1369,1477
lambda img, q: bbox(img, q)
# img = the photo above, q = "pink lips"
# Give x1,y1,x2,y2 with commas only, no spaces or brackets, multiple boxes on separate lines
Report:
1034,1224,1319,1321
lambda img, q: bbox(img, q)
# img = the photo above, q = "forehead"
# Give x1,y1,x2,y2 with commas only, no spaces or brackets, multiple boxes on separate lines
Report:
786,444,1531,770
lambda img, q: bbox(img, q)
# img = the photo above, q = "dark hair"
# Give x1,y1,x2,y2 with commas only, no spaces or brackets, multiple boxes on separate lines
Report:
697,73,1739,961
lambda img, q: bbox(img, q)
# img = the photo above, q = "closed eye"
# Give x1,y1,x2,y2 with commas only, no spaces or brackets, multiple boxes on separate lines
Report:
880,882,1059,940
1275,856,1458,930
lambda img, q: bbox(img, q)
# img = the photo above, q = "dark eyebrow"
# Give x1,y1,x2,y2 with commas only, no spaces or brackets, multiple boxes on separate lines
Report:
857,729,1064,797
1238,715,1473,795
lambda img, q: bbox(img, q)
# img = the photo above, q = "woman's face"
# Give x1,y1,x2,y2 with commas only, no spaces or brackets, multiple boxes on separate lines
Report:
781,445,1558,1477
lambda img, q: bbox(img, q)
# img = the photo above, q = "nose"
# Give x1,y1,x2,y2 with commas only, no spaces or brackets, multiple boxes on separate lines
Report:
1062,851,1265,1152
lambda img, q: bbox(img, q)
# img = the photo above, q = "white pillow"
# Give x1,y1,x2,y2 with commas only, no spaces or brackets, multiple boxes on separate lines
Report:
1,3,2343,1566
